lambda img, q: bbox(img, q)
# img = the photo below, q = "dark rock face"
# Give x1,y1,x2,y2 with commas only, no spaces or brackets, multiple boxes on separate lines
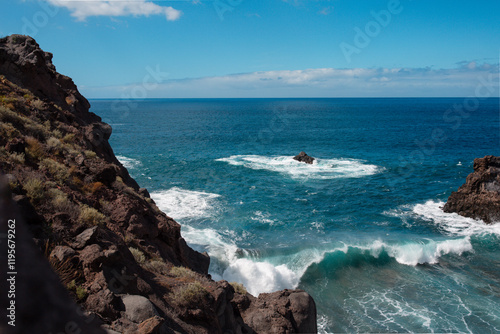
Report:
239,289,317,334
0,34,318,334
443,155,500,223
293,151,315,164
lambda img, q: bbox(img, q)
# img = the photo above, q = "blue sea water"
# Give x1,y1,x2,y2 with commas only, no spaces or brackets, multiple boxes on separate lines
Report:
91,98,500,333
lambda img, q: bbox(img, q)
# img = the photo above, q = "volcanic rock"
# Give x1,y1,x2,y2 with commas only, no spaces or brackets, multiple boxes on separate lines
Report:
443,155,500,223
293,151,315,164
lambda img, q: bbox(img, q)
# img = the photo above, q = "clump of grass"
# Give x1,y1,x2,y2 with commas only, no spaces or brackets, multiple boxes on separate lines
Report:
79,205,106,226
8,152,25,164
52,129,62,139
67,280,88,302
47,188,75,215
25,136,45,160
46,137,62,150
143,259,169,275
39,158,70,183
23,177,45,202
84,150,97,159
61,133,75,144
30,99,46,110
169,266,198,280
129,247,146,264
83,181,104,194
0,105,25,127
0,122,20,138
230,282,247,295
170,282,209,308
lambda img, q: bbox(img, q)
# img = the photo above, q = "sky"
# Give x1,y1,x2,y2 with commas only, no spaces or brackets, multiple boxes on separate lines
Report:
1,0,499,98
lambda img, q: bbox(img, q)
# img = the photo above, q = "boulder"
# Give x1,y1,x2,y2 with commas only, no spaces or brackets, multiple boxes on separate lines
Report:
240,289,317,334
122,295,159,324
293,151,315,164
443,155,500,223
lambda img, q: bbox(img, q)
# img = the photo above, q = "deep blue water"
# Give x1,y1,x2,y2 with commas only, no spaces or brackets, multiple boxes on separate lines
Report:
91,98,500,333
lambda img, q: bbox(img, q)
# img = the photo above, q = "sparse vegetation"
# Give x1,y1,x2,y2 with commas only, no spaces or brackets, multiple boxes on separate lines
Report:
230,282,247,295
129,247,146,264
170,282,210,308
67,280,88,302
79,205,106,226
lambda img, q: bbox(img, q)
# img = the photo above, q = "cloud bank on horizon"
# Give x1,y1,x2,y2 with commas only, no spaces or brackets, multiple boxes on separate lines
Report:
47,0,182,21
82,61,500,98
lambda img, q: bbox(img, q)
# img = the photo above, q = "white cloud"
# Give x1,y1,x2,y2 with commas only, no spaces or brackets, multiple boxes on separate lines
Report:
47,0,182,21
82,63,500,98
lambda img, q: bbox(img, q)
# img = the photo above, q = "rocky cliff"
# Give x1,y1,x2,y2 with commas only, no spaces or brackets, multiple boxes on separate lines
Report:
443,155,500,224
0,35,317,334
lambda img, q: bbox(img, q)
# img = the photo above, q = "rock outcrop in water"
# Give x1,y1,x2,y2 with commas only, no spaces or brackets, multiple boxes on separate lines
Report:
0,34,317,334
293,152,315,164
443,155,500,224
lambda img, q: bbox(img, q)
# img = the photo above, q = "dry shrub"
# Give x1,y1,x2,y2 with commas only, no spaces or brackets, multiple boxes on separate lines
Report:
25,136,45,160
23,177,45,202
170,282,210,309
79,205,106,226
170,266,198,280
39,158,70,183
230,282,247,295
83,182,104,194
143,259,169,275
129,247,146,264
46,137,62,150
84,150,97,159
8,152,25,164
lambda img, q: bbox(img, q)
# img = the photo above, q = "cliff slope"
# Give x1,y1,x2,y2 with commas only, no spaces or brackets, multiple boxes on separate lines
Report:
0,35,317,334
443,155,500,224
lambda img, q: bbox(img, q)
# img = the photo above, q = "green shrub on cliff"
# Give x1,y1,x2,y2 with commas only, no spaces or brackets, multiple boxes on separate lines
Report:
170,282,210,308
129,247,146,264
39,158,70,183
79,205,106,226
230,282,247,295
23,177,45,202
170,266,197,280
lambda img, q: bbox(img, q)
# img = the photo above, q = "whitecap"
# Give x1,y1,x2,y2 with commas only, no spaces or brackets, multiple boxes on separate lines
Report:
150,187,221,220
216,155,382,180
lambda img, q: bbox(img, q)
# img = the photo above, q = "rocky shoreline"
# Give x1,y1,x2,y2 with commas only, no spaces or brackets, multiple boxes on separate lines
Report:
0,35,317,334
443,155,500,224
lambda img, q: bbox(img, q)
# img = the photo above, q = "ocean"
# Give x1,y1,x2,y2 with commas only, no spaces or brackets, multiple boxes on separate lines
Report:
91,98,500,333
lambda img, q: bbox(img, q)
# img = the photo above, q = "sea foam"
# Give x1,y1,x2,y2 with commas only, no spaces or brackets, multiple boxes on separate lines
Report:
150,187,221,220
116,155,142,169
412,200,500,237
216,155,381,180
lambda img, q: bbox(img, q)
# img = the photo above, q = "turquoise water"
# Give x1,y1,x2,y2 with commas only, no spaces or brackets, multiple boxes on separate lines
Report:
92,98,500,333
